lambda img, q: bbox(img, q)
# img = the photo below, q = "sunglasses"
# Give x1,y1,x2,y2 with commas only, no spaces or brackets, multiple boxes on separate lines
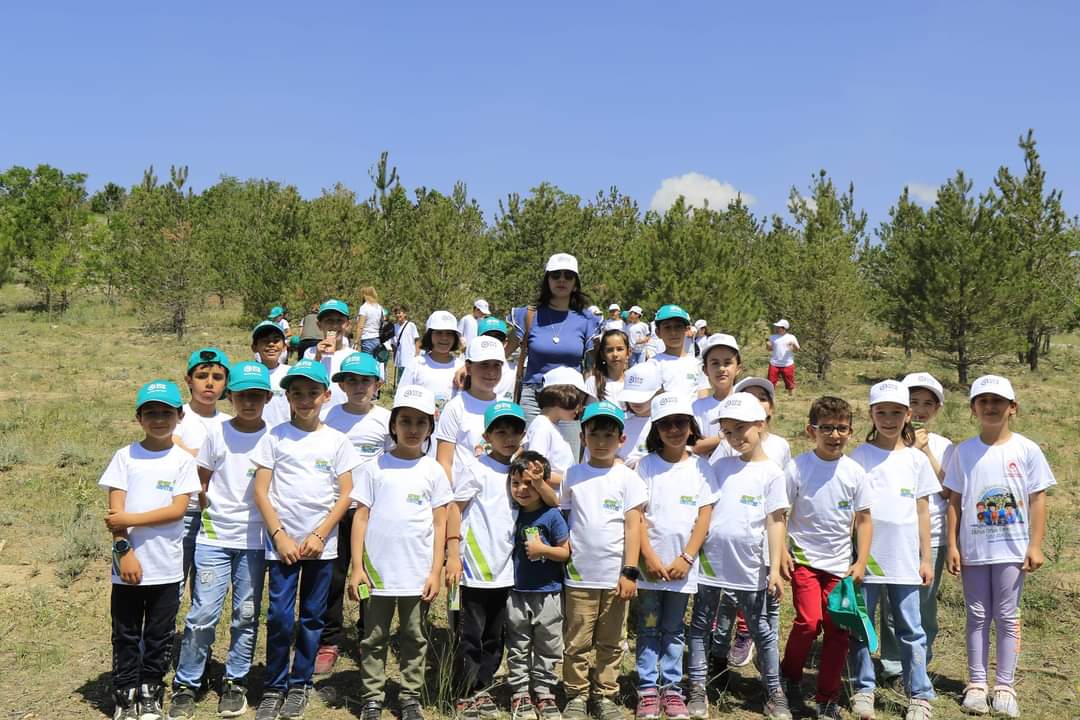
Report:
548,270,577,280
199,350,221,362
811,424,852,436
655,416,690,431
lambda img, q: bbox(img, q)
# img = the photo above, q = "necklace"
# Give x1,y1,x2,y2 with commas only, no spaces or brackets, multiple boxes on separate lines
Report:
547,307,569,344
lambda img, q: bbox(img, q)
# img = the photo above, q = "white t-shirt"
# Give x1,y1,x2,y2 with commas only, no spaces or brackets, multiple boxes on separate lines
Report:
454,454,516,588
434,391,498,485
250,423,362,561
699,457,789,591
943,433,1056,566
458,314,479,347
584,375,625,407
351,453,452,596
275,318,290,335
302,345,353,414
263,362,292,429
393,321,420,368
786,452,872,576
357,302,384,341
323,404,393,467
397,353,464,423
176,403,232,511
99,443,200,585
707,429,789,469
627,321,650,349
768,333,799,367
850,444,941,585
636,453,717,594
923,433,954,547
195,422,267,550
693,395,723,445
524,414,576,476
560,462,648,590
620,413,652,466
651,353,708,401
494,360,515,402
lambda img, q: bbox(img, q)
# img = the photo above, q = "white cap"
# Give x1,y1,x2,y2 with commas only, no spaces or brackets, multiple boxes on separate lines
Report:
587,305,602,316
869,380,909,407
969,374,1015,401
700,333,740,358
393,384,436,415
543,366,588,394
734,377,775,403
651,392,694,423
629,305,643,315
425,310,459,333
545,252,579,274
773,319,790,329
694,319,708,330
474,298,491,315
466,335,506,363
608,303,620,311
718,392,767,423
902,372,945,405
618,362,663,403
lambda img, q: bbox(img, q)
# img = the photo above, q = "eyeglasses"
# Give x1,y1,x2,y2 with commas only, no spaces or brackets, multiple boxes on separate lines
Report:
548,270,577,280
811,424,852,436
655,417,690,431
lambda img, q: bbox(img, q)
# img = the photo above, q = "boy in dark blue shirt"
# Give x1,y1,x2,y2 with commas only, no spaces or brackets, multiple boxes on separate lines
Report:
506,452,569,720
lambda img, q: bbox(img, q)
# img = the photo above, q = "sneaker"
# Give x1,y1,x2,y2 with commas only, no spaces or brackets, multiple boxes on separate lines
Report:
661,690,689,720
960,684,989,716
167,686,197,719
401,699,423,720
763,689,792,720
686,684,708,720
595,697,624,720
535,696,561,720
140,683,165,720
474,692,499,720
314,644,340,675
562,698,588,720
512,693,536,720
817,701,843,719
114,688,139,720
904,698,933,720
728,632,754,667
361,700,383,720
782,680,806,717
219,679,249,718
851,691,876,720
456,697,480,720
635,689,660,720
279,686,311,719
256,690,286,720
990,686,1019,718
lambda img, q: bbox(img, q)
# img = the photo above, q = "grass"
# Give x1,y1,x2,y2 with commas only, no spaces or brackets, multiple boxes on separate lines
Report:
0,283,1077,718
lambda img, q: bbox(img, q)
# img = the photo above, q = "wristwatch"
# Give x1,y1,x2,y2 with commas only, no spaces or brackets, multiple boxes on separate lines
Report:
112,538,132,556
620,565,641,581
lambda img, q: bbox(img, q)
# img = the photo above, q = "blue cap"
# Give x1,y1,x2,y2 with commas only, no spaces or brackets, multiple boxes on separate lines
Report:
136,379,184,410
186,347,230,375
332,352,381,381
281,359,330,389
317,299,350,319
478,316,509,338
268,305,285,319
252,320,286,340
655,304,691,324
227,361,272,392
581,400,625,429
484,400,526,430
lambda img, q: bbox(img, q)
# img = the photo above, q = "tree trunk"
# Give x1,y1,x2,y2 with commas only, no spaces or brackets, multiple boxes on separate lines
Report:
1042,333,1051,355
957,342,968,385
1026,328,1039,371
174,304,186,341
902,329,912,359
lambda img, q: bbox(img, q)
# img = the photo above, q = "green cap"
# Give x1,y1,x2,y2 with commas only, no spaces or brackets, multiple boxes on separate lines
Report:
268,305,285,319
655,304,691,324
317,299,349,319
620,310,629,321
826,576,878,652
289,335,301,347
186,347,230,375
136,379,184,410
332,352,381,381
252,320,286,341
478,316,509,338
484,400,526,430
227,361,272,392
281,359,330,389
580,400,625,429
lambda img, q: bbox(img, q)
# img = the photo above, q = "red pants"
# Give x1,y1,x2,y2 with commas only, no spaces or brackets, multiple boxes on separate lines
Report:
780,565,848,703
768,363,796,390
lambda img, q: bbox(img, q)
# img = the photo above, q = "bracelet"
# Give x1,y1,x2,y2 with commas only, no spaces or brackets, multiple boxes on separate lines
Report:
679,552,694,565
311,530,326,543
446,535,462,542
271,527,284,540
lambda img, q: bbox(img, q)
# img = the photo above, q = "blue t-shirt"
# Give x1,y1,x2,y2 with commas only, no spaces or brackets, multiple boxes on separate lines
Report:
510,306,601,385
513,505,570,592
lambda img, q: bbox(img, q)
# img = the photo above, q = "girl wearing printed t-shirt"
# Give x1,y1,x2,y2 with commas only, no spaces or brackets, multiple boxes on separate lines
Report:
435,336,505,486
945,376,1055,718
397,310,465,439
585,328,630,407
848,381,939,720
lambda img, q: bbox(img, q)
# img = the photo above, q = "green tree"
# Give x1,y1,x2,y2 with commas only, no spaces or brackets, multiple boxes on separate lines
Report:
868,187,928,357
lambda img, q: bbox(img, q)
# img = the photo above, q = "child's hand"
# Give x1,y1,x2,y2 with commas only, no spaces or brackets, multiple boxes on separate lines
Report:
299,533,326,559
946,546,961,576
1022,546,1045,572
913,427,930,451
665,556,691,581
643,553,668,582
315,337,336,358
422,571,441,602
445,556,463,588
273,532,301,565
525,533,549,561
617,575,637,600
348,569,370,602
524,461,547,488
105,510,133,532
779,552,795,582
118,552,143,585
919,560,934,587
767,571,784,600
844,561,866,585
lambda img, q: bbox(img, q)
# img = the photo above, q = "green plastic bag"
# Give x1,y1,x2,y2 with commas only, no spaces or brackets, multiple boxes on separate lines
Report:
826,576,878,652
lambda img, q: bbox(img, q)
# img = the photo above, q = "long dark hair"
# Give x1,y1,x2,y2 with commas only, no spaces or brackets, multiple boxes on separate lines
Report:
866,416,916,447
420,329,463,354
535,271,591,313
645,415,703,454
389,406,435,454
590,329,629,401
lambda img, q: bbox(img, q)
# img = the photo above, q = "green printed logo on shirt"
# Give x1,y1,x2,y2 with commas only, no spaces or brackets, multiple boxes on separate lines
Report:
155,479,174,492
406,493,424,506
315,459,332,472
464,528,494,582
679,495,695,506
602,498,620,512
739,494,761,507
363,548,385,589
246,467,256,479
836,499,851,510
899,487,914,499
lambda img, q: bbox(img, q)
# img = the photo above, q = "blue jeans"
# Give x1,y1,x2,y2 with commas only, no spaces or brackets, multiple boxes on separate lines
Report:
360,337,381,354
688,585,780,694
630,349,646,367
881,546,945,678
850,584,934,700
174,544,266,688
180,511,201,604
519,383,581,460
265,559,333,691
636,589,690,691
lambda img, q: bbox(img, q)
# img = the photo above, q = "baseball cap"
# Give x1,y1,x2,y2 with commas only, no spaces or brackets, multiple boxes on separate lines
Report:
425,310,459,333
620,310,629,321
545,252,579,274
478,316,509,338
655,304,691,324
618,362,663,404
484,400,527,430
474,298,491,315
332,352,381,381
466,335,506,363
227,361,273,393
394,384,437,415
281,359,330,389
251,320,286,341
826,576,878,652
317,299,350,319
268,305,285,319
734,377,775,403
969,374,1016,402
869,380,909,407
543,366,588,394
718,392,767,423
608,303,620,311
694,319,708,330
629,305,643,315
581,400,625,429
586,305,601,316
700,333,740,360
186,347,230,375
136,380,184,410
651,392,693,423
773,319,790,329
902,372,945,405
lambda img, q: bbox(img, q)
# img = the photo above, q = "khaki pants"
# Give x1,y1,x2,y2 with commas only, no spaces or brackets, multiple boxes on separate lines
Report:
360,595,429,703
562,587,628,699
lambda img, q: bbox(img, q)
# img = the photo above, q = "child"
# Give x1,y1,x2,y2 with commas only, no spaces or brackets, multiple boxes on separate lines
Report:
506,452,570,720
269,305,290,337
634,393,715,720
585,329,630,405
614,362,661,468
560,401,647,720
779,396,873,719
315,352,393,674
625,305,651,367
302,299,354,415
348,385,451,720
478,315,517,401
171,362,273,718
690,334,741,458
649,304,709,402
946,375,1055,718
390,304,421,388
879,373,953,689
848,380,939,720
251,359,361,719
765,320,799,396
688,393,790,720
397,310,465,424
733,377,792,469
252,320,292,428
435,335,505,485
101,380,200,720
524,367,588,486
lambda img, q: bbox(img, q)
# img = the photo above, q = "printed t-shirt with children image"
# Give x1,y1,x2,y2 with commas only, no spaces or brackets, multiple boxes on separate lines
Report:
195,422,267,550
454,453,517,588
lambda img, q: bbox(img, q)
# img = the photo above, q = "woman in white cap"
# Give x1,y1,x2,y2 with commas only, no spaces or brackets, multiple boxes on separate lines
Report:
396,311,465,438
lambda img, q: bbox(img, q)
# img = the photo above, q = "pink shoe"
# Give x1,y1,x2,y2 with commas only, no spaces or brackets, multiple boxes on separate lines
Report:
313,644,340,675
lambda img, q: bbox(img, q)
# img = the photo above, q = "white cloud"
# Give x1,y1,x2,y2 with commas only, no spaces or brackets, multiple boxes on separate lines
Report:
788,193,818,215
649,172,754,213
906,182,938,205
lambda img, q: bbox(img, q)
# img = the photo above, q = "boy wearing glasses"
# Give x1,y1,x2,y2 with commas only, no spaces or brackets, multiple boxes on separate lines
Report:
778,397,873,719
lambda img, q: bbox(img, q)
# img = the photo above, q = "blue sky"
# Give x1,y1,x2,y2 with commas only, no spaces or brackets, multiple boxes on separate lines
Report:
4,2,1078,228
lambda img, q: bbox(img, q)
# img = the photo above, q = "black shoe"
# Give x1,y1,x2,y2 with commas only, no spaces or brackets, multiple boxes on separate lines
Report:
401,698,423,720
362,700,383,720
280,686,311,719
218,679,249,718
168,686,197,719
140,683,165,720
256,690,286,720
113,688,139,720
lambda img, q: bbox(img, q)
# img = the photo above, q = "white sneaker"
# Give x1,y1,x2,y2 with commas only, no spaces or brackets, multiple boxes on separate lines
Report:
904,698,932,720
850,691,876,720
960,684,989,715
990,686,1019,718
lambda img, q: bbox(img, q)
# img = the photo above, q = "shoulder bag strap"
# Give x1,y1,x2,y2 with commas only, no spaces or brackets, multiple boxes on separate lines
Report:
513,306,536,404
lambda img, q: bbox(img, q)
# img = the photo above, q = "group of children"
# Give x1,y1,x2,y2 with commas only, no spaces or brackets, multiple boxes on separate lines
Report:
104,297,1054,720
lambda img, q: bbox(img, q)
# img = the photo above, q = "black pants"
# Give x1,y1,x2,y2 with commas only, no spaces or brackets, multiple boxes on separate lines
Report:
111,582,180,692
320,508,364,646
454,586,510,696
